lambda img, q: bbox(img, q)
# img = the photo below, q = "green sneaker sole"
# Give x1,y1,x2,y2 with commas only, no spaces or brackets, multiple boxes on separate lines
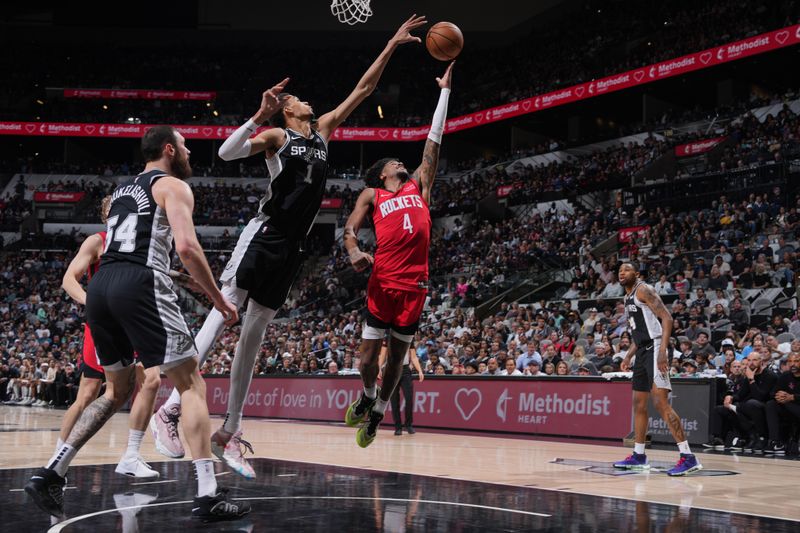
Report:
356,425,377,448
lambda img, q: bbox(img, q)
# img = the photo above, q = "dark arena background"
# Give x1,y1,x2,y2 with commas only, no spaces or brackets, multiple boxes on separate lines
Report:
2,1,800,531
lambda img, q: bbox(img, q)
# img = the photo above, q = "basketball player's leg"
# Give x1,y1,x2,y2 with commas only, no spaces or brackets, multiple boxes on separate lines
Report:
137,270,250,519
210,242,298,478
58,369,104,444
648,346,702,475
162,356,249,520
152,279,247,458
614,347,652,469
345,284,391,428
209,299,276,479
356,289,423,448
115,364,160,478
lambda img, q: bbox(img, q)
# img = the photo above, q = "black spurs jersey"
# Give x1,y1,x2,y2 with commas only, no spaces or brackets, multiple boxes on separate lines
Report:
260,127,329,239
624,281,663,345
101,169,173,274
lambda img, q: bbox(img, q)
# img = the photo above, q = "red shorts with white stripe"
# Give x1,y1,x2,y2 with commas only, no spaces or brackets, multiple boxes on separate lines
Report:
81,322,104,374
366,281,426,332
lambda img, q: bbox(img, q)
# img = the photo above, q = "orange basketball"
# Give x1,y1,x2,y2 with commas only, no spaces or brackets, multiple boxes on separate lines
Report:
426,22,464,61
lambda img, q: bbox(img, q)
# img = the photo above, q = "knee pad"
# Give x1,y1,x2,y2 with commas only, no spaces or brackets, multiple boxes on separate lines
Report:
362,325,387,340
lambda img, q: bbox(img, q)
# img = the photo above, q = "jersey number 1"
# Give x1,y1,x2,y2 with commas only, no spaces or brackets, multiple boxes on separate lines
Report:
105,213,138,253
402,213,413,234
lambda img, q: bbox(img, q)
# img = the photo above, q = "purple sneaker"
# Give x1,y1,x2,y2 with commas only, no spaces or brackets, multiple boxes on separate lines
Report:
150,404,185,459
613,452,650,470
666,453,703,476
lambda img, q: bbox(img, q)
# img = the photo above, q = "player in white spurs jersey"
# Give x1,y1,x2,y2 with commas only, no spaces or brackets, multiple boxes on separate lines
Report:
613,262,703,476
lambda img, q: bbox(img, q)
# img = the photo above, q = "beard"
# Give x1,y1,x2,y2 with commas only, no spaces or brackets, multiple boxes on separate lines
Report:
397,169,410,181
171,152,192,180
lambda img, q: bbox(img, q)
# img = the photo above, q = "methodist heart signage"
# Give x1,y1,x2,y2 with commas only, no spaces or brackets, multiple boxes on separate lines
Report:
156,376,633,439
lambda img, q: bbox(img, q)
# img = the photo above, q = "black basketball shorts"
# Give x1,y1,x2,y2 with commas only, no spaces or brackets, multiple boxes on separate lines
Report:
86,263,197,370
631,338,672,392
219,215,305,310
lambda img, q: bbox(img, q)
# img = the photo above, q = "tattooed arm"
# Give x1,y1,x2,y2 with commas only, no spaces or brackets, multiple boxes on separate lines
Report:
413,62,453,205
637,284,674,373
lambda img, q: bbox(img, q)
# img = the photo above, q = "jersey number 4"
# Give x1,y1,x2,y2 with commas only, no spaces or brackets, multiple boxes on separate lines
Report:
105,213,138,253
402,213,414,234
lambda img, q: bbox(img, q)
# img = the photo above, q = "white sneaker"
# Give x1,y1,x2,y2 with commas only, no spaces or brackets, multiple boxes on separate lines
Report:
115,455,160,479
211,429,256,479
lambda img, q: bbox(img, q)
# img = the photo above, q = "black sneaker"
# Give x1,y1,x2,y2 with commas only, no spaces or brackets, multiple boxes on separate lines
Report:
24,467,66,517
394,428,403,436
753,436,766,455
743,436,757,453
727,436,744,452
406,425,416,435
192,488,251,522
765,440,786,456
702,437,725,451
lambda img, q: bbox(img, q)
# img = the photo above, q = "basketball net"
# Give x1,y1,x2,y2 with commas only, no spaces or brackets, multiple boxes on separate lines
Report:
330,0,372,25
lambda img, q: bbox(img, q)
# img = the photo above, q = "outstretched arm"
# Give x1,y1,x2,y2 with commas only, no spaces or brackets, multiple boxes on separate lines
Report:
637,284,674,373
316,15,427,141
413,62,453,204
343,188,376,272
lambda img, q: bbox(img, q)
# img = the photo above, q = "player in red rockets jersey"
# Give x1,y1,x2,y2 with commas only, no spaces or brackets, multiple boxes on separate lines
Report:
343,62,453,447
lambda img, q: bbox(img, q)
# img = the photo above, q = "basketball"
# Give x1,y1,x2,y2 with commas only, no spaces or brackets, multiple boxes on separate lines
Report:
426,21,464,61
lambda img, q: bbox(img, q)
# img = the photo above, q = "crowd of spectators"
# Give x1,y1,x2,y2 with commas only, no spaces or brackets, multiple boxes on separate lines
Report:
2,1,796,129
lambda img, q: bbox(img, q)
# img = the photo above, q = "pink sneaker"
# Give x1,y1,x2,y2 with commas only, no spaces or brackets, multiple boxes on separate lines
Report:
211,429,255,479
149,404,185,459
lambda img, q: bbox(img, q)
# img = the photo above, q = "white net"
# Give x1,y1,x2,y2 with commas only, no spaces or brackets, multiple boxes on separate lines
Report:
330,0,372,25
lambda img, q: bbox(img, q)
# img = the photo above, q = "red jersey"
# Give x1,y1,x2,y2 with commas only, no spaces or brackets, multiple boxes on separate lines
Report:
370,179,430,293
81,231,106,373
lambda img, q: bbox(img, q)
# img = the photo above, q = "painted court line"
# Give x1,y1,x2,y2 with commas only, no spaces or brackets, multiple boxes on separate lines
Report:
48,495,550,531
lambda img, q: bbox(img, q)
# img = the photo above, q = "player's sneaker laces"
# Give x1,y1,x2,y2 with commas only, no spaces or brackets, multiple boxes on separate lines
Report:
150,404,185,459
356,410,384,448
192,487,251,522
115,455,160,479
24,467,67,517
666,453,703,476
211,429,255,479
613,452,650,469
345,389,379,427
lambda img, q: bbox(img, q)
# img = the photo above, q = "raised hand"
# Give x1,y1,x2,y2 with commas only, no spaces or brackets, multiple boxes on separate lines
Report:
436,61,455,89
252,78,290,124
390,14,427,46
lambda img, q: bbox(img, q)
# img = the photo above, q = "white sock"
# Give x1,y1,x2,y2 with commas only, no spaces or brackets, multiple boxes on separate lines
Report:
364,385,377,399
124,429,145,458
193,458,218,497
373,398,388,415
47,443,78,477
224,301,275,435
634,442,646,455
677,440,692,454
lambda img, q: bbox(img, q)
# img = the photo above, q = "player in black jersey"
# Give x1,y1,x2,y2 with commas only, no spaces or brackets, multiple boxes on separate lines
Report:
613,262,703,476
25,126,249,522
152,14,428,478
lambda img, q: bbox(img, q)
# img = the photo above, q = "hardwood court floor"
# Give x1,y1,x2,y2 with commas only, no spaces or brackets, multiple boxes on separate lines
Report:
2,405,799,531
